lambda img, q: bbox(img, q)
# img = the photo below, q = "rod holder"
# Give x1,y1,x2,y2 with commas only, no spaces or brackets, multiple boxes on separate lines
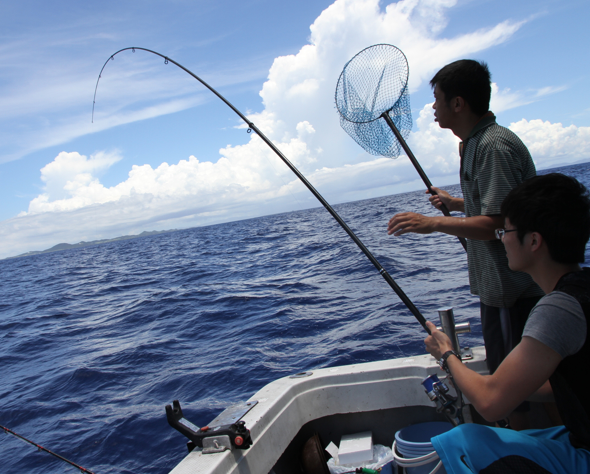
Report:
436,322,471,335
437,308,466,355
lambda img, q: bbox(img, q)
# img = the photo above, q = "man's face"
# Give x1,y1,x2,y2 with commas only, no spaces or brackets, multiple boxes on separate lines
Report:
502,217,527,272
432,84,454,129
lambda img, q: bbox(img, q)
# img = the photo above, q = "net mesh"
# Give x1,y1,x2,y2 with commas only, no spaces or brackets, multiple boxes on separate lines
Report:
335,44,413,158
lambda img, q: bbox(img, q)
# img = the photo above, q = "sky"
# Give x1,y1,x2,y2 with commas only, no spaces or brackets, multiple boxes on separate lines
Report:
0,0,589,259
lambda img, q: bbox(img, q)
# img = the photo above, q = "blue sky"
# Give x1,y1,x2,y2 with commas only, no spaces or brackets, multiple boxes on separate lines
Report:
1,0,589,258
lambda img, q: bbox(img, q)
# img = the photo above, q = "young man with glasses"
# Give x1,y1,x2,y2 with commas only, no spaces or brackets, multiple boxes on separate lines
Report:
424,173,590,473
387,60,543,427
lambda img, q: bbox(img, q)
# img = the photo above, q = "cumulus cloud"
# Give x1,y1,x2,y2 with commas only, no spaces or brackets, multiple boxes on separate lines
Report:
20,122,319,217
3,0,588,259
509,119,590,169
407,104,461,178
247,0,526,173
34,151,122,204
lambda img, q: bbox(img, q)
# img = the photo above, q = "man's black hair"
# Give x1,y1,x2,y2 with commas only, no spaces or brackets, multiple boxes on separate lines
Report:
430,60,491,116
501,173,590,264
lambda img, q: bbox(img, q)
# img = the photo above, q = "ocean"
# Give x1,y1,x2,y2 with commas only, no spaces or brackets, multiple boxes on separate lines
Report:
1,162,589,473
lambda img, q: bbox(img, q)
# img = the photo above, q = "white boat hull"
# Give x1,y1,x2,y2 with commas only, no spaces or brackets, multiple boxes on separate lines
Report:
169,347,487,474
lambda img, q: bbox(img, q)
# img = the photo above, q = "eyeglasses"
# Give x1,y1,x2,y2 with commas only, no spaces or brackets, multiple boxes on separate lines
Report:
495,228,518,240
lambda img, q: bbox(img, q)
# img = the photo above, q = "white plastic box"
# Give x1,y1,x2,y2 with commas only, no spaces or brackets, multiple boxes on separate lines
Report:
338,431,373,465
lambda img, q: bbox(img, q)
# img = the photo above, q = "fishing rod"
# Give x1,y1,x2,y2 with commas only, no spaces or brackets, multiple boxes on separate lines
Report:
1,424,95,473
93,47,430,334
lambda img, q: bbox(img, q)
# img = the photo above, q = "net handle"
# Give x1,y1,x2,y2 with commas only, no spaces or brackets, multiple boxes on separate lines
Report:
380,112,467,251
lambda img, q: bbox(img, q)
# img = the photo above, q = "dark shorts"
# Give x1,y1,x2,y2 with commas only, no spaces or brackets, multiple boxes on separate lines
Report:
480,296,541,412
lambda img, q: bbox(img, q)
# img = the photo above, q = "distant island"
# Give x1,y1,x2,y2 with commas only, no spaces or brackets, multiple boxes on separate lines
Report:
8,229,178,259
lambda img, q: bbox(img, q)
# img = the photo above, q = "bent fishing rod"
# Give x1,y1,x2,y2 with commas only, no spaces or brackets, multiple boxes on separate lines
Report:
93,47,430,334
1,424,95,473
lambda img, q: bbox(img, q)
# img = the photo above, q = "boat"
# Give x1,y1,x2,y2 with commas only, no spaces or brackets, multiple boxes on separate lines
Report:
165,342,487,474
165,307,558,474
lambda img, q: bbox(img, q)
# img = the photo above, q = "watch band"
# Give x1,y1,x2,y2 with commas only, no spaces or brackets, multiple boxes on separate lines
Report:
438,350,461,371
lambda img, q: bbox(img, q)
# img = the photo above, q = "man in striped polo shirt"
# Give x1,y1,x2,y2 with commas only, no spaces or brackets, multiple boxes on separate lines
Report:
387,59,543,428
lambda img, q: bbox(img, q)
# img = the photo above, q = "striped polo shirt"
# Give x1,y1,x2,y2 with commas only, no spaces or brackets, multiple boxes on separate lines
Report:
460,113,543,307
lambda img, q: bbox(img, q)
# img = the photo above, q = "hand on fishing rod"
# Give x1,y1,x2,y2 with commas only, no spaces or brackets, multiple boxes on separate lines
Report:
387,212,435,236
426,187,464,213
424,321,454,360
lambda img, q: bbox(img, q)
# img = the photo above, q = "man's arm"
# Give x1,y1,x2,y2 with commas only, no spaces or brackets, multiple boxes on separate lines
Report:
387,213,502,241
425,321,562,422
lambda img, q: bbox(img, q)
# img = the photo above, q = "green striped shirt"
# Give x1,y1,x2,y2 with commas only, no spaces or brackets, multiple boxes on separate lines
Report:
460,114,543,307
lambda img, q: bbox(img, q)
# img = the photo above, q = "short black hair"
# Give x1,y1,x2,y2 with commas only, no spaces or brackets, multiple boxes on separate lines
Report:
430,60,491,116
501,173,590,264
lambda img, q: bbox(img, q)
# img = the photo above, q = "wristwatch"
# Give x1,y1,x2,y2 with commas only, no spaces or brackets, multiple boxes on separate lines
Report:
438,350,461,371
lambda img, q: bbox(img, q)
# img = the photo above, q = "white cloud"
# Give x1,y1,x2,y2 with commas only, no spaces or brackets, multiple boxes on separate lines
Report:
20,122,318,217
490,83,533,113
490,83,568,114
4,0,588,259
407,104,461,178
35,151,122,203
509,119,590,169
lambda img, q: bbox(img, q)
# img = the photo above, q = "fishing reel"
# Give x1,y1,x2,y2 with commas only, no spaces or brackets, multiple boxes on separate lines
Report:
421,374,462,426
166,400,255,454
420,307,470,425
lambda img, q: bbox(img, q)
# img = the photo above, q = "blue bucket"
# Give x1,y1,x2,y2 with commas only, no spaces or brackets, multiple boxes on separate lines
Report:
379,461,393,474
394,422,452,474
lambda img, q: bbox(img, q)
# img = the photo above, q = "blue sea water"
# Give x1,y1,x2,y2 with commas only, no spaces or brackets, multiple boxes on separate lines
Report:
1,162,589,473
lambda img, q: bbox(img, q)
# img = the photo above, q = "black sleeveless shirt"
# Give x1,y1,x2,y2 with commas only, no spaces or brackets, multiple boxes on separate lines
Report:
549,268,590,448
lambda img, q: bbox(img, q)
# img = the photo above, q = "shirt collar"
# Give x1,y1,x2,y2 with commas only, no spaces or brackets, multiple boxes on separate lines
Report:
465,111,496,140
459,112,496,158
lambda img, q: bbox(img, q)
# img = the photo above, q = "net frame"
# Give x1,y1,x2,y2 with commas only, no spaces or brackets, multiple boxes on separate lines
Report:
335,44,413,158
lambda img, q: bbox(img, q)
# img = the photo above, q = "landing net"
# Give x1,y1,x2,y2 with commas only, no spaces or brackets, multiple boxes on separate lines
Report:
335,44,412,158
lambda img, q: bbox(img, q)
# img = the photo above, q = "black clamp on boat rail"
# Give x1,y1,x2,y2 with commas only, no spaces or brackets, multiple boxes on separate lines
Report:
166,399,257,454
